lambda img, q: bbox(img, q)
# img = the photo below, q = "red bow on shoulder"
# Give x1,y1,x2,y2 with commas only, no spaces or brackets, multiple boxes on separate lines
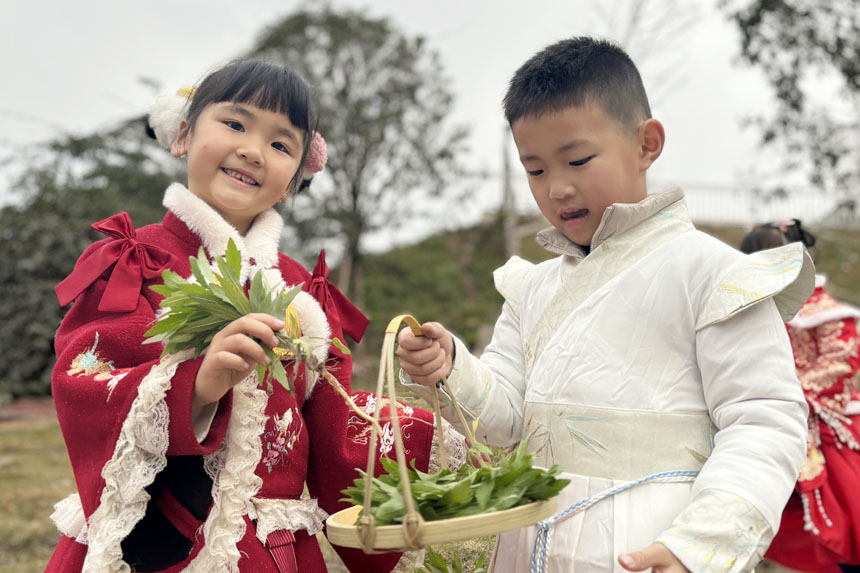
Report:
307,250,369,343
55,212,176,312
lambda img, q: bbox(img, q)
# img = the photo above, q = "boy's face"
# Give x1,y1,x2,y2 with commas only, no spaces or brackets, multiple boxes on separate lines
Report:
512,103,650,247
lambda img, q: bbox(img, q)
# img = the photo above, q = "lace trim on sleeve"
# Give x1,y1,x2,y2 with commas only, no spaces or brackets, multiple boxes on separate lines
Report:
427,418,469,473
248,497,329,543
81,350,192,573
50,492,89,545
185,372,269,573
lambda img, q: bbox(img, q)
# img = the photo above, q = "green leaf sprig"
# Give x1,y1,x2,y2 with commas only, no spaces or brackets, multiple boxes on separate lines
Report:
341,439,570,526
144,239,318,395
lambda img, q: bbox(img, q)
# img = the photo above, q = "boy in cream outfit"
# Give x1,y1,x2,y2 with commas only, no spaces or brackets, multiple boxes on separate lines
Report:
398,37,813,572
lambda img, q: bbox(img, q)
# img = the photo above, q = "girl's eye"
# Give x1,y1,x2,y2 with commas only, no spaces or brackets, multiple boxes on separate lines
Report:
569,156,593,167
527,169,544,177
224,120,244,131
272,142,291,155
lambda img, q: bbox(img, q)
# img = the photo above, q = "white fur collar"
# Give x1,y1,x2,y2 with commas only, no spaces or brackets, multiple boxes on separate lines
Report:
163,183,283,274
162,183,328,398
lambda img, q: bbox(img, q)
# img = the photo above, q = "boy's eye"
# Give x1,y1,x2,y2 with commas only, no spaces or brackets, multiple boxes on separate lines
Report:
272,142,292,155
224,120,244,132
569,156,593,167
527,169,544,177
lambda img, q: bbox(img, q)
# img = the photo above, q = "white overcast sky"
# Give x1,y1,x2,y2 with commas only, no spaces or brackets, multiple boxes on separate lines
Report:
2,0,812,237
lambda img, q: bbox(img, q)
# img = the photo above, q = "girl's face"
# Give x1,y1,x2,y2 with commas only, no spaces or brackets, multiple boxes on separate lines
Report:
172,102,305,235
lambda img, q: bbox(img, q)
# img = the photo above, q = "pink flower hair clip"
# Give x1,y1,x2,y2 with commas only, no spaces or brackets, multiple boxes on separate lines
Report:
302,132,328,181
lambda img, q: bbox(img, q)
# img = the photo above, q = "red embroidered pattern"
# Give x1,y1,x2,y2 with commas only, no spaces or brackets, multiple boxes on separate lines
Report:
346,394,416,457
262,409,301,473
789,318,859,414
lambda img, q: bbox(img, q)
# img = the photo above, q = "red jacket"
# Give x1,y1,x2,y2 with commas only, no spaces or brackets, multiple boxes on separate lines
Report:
47,185,436,572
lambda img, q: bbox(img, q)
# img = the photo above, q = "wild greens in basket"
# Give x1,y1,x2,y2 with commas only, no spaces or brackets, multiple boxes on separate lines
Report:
341,439,569,525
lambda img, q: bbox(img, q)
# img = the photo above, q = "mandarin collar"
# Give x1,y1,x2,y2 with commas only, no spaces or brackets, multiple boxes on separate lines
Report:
535,187,685,259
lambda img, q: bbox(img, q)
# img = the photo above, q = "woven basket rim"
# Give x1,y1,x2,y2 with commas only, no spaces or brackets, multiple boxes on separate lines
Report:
325,497,558,550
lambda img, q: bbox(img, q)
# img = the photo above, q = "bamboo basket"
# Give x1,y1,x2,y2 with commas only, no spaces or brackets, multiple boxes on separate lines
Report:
325,315,559,553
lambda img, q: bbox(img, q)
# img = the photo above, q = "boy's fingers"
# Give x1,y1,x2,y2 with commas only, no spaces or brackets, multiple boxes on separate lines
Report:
397,342,442,364
618,551,648,571
410,368,447,387
400,352,446,378
421,322,447,339
397,328,433,351
618,544,673,571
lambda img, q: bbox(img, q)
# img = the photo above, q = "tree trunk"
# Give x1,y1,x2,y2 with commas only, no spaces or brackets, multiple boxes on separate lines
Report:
336,233,363,307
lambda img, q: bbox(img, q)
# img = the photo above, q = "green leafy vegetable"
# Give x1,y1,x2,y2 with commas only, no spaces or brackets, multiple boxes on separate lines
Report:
143,238,345,395
341,439,569,526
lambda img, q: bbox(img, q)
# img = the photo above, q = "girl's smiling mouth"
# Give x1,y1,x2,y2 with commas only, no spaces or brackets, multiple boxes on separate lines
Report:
222,168,260,187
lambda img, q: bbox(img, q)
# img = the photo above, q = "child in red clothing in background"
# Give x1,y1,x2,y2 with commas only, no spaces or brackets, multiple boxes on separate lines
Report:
742,221,860,573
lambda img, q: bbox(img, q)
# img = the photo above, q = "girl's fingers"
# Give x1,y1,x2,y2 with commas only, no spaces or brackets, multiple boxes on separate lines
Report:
219,333,271,366
218,314,284,348
246,312,286,330
210,350,252,373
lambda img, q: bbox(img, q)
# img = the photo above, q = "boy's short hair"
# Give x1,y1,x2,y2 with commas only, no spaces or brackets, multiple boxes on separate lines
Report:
504,36,652,132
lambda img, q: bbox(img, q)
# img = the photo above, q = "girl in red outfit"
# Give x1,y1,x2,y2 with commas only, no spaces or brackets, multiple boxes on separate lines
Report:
47,60,462,573
742,221,860,573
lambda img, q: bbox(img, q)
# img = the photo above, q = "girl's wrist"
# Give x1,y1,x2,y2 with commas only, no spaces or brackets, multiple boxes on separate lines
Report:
192,375,227,411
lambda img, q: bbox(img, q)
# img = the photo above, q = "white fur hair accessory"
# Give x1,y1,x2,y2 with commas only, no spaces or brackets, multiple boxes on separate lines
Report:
148,86,195,149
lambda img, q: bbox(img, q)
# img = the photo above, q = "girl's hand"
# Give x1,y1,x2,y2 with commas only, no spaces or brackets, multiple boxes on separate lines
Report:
193,313,285,409
395,322,454,387
618,543,690,572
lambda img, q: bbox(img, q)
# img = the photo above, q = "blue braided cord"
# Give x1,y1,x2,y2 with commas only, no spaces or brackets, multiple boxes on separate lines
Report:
530,470,700,573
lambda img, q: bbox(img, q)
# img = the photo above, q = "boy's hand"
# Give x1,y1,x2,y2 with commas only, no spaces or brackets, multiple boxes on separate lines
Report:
466,438,492,468
619,543,689,572
395,322,454,387
193,313,285,409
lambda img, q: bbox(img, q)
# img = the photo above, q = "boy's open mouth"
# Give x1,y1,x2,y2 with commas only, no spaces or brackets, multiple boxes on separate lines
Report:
222,168,260,187
560,208,588,221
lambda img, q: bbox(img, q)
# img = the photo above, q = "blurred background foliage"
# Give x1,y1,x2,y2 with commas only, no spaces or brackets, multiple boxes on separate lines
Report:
2,2,860,572
1,0,860,401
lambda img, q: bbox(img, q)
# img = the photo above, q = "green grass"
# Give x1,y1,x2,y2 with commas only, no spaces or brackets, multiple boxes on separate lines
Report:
0,415,493,572
0,419,74,572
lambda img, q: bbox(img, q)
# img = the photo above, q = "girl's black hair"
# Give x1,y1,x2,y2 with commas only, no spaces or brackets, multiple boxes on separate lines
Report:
151,60,317,194
779,219,816,249
740,219,816,254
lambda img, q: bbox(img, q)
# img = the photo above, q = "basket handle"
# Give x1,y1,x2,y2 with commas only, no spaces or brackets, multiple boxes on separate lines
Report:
357,314,476,553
